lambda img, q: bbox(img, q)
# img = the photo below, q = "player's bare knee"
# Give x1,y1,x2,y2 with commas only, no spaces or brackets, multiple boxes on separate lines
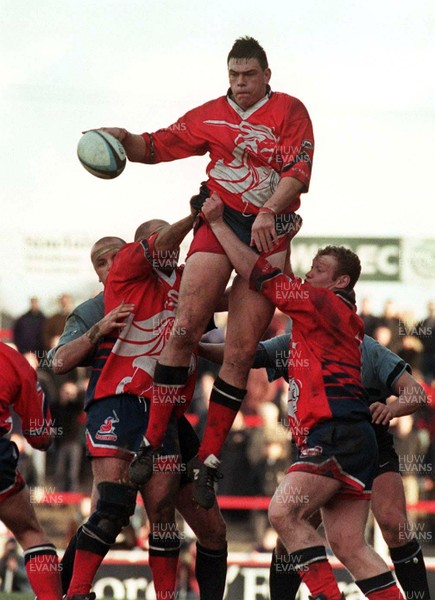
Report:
379,514,407,546
268,499,296,534
168,318,201,353
223,346,256,376
147,498,176,525
329,531,365,561
196,517,227,548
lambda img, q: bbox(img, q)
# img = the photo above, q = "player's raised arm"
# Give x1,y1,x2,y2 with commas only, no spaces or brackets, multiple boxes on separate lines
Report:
202,194,260,281
99,127,147,162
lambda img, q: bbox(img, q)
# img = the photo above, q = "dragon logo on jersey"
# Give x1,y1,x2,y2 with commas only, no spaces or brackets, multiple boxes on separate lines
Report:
96,411,120,441
205,119,280,207
111,307,196,395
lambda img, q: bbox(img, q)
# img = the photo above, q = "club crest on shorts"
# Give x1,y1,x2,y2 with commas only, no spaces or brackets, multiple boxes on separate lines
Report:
96,411,120,441
300,445,323,457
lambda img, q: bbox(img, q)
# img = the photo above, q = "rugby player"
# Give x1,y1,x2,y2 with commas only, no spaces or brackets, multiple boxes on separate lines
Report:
97,36,314,508
0,343,62,599
54,204,227,600
200,193,404,600
200,334,431,599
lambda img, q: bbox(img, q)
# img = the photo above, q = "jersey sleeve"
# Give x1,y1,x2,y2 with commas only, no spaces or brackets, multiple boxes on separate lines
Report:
362,335,411,398
53,312,90,349
249,255,311,315
373,341,409,394
279,98,314,191
254,334,291,381
14,365,53,450
47,295,105,367
142,105,209,163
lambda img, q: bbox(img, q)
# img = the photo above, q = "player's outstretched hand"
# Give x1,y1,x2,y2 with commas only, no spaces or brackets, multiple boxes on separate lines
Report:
202,193,225,223
99,301,134,335
86,302,135,345
81,127,130,142
370,401,394,426
98,127,131,142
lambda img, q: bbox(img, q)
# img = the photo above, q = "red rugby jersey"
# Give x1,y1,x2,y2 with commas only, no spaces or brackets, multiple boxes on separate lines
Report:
143,90,314,214
87,235,197,405
0,342,52,450
250,257,369,449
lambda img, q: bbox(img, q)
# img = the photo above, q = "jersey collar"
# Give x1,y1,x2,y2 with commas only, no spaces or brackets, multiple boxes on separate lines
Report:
226,85,272,118
334,288,357,311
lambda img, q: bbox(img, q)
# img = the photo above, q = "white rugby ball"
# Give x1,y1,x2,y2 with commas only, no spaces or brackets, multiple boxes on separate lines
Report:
77,130,126,179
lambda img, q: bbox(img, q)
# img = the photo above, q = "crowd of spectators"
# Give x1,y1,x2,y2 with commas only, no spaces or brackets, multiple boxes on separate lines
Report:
1,294,434,553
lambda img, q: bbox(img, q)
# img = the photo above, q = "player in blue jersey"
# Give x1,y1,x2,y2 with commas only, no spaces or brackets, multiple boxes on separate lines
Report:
49,236,130,373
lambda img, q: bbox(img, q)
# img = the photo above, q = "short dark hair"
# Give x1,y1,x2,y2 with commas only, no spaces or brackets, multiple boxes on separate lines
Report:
316,245,361,290
134,219,168,242
227,36,268,70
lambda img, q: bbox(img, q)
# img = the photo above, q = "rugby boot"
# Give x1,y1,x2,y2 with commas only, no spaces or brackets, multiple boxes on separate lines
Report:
65,594,96,600
188,454,222,509
128,441,163,486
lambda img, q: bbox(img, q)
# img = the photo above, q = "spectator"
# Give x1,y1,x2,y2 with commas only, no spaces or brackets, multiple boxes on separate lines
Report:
379,299,402,352
392,414,429,520
52,381,85,492
43,293,74,351
359,297,380,338
417,301,435,383
0,538,32,592
13,297,46,356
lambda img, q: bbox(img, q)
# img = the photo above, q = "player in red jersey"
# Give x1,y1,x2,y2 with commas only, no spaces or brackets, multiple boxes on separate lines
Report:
200,193,404,600
66,209,227,600
0,343,63,599
100,36,315,509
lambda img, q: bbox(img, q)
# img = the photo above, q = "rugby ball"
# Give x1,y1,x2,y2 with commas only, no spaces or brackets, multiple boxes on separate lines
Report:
77,130,126,179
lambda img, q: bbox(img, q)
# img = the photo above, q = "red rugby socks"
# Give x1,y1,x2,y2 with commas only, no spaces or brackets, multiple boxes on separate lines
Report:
197,376,246,462
24,544,62,600
146,363,189,448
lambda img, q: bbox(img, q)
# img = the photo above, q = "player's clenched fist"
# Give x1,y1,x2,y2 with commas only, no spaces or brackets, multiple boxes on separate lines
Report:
202,193,225,223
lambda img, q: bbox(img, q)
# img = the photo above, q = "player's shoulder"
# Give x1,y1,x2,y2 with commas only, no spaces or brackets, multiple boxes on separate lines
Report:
72,293,104,321
362,334,402,368
271,91,310,113
0,342,35,380
186,94,230,116
0,341,25,365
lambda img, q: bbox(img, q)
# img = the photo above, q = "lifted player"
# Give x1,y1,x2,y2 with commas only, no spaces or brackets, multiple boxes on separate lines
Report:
99,36,314,508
